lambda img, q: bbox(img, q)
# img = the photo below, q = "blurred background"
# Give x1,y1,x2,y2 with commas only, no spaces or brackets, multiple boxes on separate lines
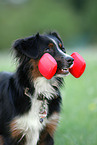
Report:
0,0,97,145
0,0,97,50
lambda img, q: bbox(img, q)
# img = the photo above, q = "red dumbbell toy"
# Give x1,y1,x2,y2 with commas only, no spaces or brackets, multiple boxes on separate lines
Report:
38,52,86,79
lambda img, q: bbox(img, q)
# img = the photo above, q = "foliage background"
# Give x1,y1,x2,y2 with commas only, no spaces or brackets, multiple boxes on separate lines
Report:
0,0,97,50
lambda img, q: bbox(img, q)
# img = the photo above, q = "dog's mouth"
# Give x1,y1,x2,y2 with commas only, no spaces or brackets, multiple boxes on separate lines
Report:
57,68,70,75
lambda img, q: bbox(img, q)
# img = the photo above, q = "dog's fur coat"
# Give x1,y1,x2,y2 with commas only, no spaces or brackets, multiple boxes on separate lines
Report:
0,32,73,145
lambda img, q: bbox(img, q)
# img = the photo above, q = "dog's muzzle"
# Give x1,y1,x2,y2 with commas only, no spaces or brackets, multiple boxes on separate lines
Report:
56,54,74,75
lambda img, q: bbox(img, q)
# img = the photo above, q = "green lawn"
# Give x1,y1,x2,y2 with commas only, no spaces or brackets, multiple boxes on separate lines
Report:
0,48,97,145
0,52,16,72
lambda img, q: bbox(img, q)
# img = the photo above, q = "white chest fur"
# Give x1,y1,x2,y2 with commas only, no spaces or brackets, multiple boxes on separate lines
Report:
15,98,47,145
34,77,59,100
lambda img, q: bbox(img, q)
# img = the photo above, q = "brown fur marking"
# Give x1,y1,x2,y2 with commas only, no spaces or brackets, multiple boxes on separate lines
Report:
48,43,54,48
59,43,62,48
10,120,22,138
10,119,26,144
0,135,4,145
29,59,42,80
46,112,60,137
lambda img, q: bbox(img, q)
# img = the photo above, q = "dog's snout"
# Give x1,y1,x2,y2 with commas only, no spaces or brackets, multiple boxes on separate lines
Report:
66,56,74,66
66,56,74,63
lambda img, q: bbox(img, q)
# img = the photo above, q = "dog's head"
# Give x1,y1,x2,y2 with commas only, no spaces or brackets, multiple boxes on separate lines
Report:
13,32,74,79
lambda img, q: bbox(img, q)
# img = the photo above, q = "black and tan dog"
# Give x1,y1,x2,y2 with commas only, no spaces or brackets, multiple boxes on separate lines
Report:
0,32,74,145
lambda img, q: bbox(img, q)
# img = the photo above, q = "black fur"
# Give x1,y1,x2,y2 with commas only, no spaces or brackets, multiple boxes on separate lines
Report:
0,32,73,145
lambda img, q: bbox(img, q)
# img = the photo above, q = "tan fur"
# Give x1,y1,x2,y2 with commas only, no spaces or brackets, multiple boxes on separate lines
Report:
48,43,54,48
29,59,42,80
10,120,22,138
46,112,60,137
0,135,4,145
59,43,62,48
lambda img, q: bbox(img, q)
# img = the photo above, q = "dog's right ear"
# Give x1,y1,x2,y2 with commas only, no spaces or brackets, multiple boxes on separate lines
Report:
13,33,40,59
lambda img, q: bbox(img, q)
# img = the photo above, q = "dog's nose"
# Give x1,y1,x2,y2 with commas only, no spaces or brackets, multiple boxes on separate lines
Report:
66,56,74,67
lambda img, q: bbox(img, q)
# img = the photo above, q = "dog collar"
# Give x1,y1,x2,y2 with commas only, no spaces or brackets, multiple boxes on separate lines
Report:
39,99,48,123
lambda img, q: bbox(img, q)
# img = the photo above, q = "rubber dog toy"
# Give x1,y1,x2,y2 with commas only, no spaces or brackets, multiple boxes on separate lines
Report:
38,53,57,79
38,52,86,79
69,52,86,78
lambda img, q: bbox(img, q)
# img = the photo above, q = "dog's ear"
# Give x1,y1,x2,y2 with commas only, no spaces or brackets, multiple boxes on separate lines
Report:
49,32,62,43
13,33,40,59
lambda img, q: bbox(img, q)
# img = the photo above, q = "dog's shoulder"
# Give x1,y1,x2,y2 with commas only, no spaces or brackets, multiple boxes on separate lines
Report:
0,72,13,83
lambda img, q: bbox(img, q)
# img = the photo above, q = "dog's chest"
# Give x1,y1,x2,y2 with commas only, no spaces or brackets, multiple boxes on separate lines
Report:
13,77,58,145
15,98,47,145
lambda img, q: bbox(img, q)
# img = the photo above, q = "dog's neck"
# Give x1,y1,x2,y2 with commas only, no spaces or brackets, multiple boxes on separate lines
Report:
33,77,61,100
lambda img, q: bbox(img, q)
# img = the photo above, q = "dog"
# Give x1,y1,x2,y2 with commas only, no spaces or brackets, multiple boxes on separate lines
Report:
0,32,74,145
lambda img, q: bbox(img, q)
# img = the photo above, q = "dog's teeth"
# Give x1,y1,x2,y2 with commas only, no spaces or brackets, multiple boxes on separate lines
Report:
62,68,68,71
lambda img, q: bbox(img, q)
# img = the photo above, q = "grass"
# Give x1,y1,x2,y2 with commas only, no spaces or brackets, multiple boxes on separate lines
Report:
0,52,16,72
0,48,97,145
55,48,97,145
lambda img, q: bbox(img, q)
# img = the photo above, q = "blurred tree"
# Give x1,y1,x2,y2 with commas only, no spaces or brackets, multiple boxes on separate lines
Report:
1,0,29,4
0,0,97,50
71,0,87,11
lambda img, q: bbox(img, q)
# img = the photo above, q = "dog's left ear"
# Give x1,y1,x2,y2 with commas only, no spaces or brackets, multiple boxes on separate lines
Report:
13,33,40,59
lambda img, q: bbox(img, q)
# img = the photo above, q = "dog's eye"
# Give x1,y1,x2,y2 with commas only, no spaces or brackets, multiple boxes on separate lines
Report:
45,48,50,52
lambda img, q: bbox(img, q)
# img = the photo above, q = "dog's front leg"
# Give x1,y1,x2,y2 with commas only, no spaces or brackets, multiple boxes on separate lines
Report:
38,131,54,145
38,112,59,145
